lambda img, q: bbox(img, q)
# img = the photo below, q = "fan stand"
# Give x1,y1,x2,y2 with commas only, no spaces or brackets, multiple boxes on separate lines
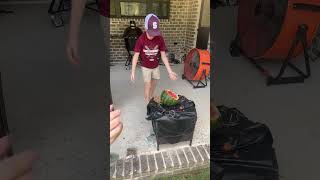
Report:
182,69,208,88
231,24,311,86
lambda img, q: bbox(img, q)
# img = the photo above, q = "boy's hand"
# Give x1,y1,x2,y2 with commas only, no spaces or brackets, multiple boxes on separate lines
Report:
169,71,177,80
130,72,135,82
0,136,10,159
66,36,80,65
110,105,123,144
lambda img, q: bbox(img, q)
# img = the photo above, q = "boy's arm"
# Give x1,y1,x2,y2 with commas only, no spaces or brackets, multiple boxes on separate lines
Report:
69,0,86,40
130,53,140,81
160,51,173,73
160,51,177,80
67,0,87,64
131,53,140,72
131,34,142,81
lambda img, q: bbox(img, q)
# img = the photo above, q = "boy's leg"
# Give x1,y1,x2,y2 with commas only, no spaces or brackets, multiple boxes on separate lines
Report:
142,67,152,104
150,67,160,99
150,79,157,99
144,82,151,103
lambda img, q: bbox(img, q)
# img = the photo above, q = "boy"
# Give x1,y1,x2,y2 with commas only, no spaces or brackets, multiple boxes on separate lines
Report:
131,13,177,103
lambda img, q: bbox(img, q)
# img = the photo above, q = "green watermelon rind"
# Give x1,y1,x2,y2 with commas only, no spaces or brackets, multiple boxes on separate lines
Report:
211,117,221,129
160,90,179,106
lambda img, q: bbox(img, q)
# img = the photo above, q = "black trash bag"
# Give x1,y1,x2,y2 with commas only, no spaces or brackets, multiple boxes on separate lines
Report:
146,95,197,146
212,165,224,180
213,162,278,180
212,106,279,180
213,106,273,155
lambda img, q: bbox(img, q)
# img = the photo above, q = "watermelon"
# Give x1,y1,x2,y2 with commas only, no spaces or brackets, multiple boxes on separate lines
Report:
211,117,221,129
160,90,179,106
211,102,221,129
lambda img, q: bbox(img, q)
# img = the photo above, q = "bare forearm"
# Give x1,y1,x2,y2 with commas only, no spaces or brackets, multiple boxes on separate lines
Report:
69,0,86,39
161,53,173,73
131,54,139,73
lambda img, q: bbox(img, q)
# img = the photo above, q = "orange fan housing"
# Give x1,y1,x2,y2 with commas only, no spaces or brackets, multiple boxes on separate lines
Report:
238,0,320,60
184,48,211,80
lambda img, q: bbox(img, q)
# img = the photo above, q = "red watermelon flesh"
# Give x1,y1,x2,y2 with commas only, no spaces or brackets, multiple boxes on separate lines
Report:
166,90,178,99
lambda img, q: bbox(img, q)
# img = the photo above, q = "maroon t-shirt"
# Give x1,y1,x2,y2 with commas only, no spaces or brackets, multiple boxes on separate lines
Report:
99,0,108,17
134,32,167,69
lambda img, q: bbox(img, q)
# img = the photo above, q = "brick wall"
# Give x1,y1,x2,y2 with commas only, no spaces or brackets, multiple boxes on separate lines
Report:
110,0,202,64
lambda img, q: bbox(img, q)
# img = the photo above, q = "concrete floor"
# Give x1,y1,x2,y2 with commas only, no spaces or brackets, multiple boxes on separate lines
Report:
110,64,210,158
213,7,320,180
0,5,107,180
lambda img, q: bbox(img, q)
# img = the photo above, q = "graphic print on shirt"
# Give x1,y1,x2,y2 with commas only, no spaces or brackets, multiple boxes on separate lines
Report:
143,45,159,61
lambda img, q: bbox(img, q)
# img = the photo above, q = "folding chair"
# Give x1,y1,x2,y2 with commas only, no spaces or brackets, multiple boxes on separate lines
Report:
123,21,142,70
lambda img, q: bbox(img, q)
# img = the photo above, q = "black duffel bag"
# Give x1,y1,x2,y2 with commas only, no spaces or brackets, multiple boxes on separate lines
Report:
146,95,197,150
212,106,279,180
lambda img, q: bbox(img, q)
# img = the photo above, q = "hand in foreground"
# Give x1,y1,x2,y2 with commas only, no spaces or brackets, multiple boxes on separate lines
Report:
0,137,38,180
110,105,123,144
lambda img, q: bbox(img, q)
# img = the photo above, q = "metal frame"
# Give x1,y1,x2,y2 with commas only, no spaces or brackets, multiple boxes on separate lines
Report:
231,24,311,86
124,51,133,70
0,72,13,158
48,0,99,27
152,120,194,151
182,69,209,88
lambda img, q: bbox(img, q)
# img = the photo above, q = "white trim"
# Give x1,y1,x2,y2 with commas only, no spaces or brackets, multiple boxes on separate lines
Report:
0,1,50,5
160,152,166,170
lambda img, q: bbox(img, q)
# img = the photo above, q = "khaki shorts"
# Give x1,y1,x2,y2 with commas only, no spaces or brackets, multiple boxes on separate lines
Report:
141,67,160,83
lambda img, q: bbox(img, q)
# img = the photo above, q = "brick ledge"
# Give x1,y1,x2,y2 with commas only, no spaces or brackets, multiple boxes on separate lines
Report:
110,144,210,180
